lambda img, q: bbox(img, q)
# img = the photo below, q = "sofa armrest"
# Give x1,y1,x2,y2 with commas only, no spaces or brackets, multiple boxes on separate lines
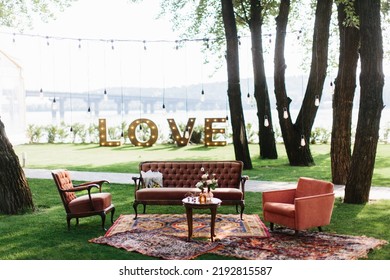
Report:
240,175,249,199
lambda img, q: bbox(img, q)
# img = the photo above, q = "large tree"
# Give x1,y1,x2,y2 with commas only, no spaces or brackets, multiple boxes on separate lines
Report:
245,0,278,159
221,0,253,169
344,0,384,203
0,119,34,214
331,0,360,185
0,0,73,214
158,0,278,161
274,0,333,166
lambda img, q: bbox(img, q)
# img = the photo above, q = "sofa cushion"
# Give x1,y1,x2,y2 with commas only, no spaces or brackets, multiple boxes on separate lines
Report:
263,202,295,218
136,187,201,201
211,188,243,201
68,193,112,213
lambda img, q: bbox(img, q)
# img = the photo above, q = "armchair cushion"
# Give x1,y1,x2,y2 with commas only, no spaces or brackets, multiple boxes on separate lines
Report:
263,202,295,218
68,193,112,214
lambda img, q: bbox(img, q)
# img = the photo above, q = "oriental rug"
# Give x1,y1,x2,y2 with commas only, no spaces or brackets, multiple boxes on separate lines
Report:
212,229,388,260
90,215,387,260
90,229,220,260
104,214,270,239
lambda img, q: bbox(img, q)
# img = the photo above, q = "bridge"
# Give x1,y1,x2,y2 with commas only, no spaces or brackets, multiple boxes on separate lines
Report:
26,86,226,120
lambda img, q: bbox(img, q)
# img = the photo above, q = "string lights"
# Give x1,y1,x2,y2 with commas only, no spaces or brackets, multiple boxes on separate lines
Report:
2,28,304,51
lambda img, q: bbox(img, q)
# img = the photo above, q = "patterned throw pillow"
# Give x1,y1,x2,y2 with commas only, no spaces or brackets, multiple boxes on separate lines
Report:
141,170,163,188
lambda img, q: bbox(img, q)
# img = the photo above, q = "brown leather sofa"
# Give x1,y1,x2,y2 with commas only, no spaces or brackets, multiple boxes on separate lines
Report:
132,161,248,219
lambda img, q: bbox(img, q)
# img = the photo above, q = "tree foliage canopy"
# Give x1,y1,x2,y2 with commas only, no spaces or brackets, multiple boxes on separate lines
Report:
0,0,74,29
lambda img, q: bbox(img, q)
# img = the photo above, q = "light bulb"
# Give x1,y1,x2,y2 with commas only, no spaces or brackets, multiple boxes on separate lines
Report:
283,108,289,119
52,98,57,110
300,135,306,147
39,88,44,99
184,129,190,139
315,96,320,107
103,89,108,101
264,116,269,127
201,89,205,102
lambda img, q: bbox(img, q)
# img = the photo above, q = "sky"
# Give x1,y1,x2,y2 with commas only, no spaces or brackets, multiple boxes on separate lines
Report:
0,0,298,93
0,0,236,92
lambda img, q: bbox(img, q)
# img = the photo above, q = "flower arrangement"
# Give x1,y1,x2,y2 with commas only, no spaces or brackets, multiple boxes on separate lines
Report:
195,167,218,191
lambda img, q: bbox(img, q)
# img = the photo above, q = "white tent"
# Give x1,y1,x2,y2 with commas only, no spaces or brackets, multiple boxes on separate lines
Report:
0,49,26,144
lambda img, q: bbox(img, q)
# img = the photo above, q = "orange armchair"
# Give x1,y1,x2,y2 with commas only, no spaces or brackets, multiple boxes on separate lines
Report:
262,177,335,233
51,169,115,230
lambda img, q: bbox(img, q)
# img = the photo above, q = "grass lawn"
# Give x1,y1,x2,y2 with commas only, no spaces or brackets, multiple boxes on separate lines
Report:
13,143,390,186
0,143,389,260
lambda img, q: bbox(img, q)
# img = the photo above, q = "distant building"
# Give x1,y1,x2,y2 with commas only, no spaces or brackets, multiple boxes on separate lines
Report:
0,49,26,144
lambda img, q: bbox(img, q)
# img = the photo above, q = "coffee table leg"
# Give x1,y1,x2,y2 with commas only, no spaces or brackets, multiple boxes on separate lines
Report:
210,207,217,242
185,207,193,241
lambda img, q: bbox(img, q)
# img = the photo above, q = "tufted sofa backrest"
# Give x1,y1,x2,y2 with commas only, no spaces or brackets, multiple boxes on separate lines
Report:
139,161,243,188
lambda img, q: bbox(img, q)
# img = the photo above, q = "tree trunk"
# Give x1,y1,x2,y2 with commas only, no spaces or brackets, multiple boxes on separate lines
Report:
274,0,332,166
0,118,34,214
331,2,360,185
344,0,384,204
221,0,252,169
249,0,278,159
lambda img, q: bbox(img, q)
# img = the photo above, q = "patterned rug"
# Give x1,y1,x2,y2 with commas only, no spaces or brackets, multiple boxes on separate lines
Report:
213,229,388,260
90,229,220,260
105,214,270,239
90,215,387,260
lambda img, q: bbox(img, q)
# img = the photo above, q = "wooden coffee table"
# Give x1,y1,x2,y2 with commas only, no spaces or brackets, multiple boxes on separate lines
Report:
182,197,222,242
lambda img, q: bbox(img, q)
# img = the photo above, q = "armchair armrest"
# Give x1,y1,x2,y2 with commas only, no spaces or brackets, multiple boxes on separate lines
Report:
62,184,101,193
76,180,109,192
262,188,296,208
295,193,335,229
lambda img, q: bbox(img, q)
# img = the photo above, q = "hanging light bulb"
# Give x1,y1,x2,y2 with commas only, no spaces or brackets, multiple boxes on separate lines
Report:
39,88,44,99
300,135,306,147
104,89,108,101
201,89,205,102
143,40,147,51
70,126,73,132
264,115,269,127
315,95,320,107
52,97,57,110
283,107,289,119
162,104,167,115
87,106,91,113
246,92,251,104
184,128,190,139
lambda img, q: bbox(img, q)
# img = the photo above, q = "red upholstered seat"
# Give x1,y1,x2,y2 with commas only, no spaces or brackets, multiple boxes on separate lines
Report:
262,177,335,233
52,169,115,230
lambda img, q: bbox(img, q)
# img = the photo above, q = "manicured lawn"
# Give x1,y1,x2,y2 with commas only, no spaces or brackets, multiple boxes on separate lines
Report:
14,143,390,186
1,143,389,260
0,179,389,260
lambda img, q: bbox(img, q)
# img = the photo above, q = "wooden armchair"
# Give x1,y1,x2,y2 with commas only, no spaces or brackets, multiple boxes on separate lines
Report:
51,169,115,230
262,177,335,234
